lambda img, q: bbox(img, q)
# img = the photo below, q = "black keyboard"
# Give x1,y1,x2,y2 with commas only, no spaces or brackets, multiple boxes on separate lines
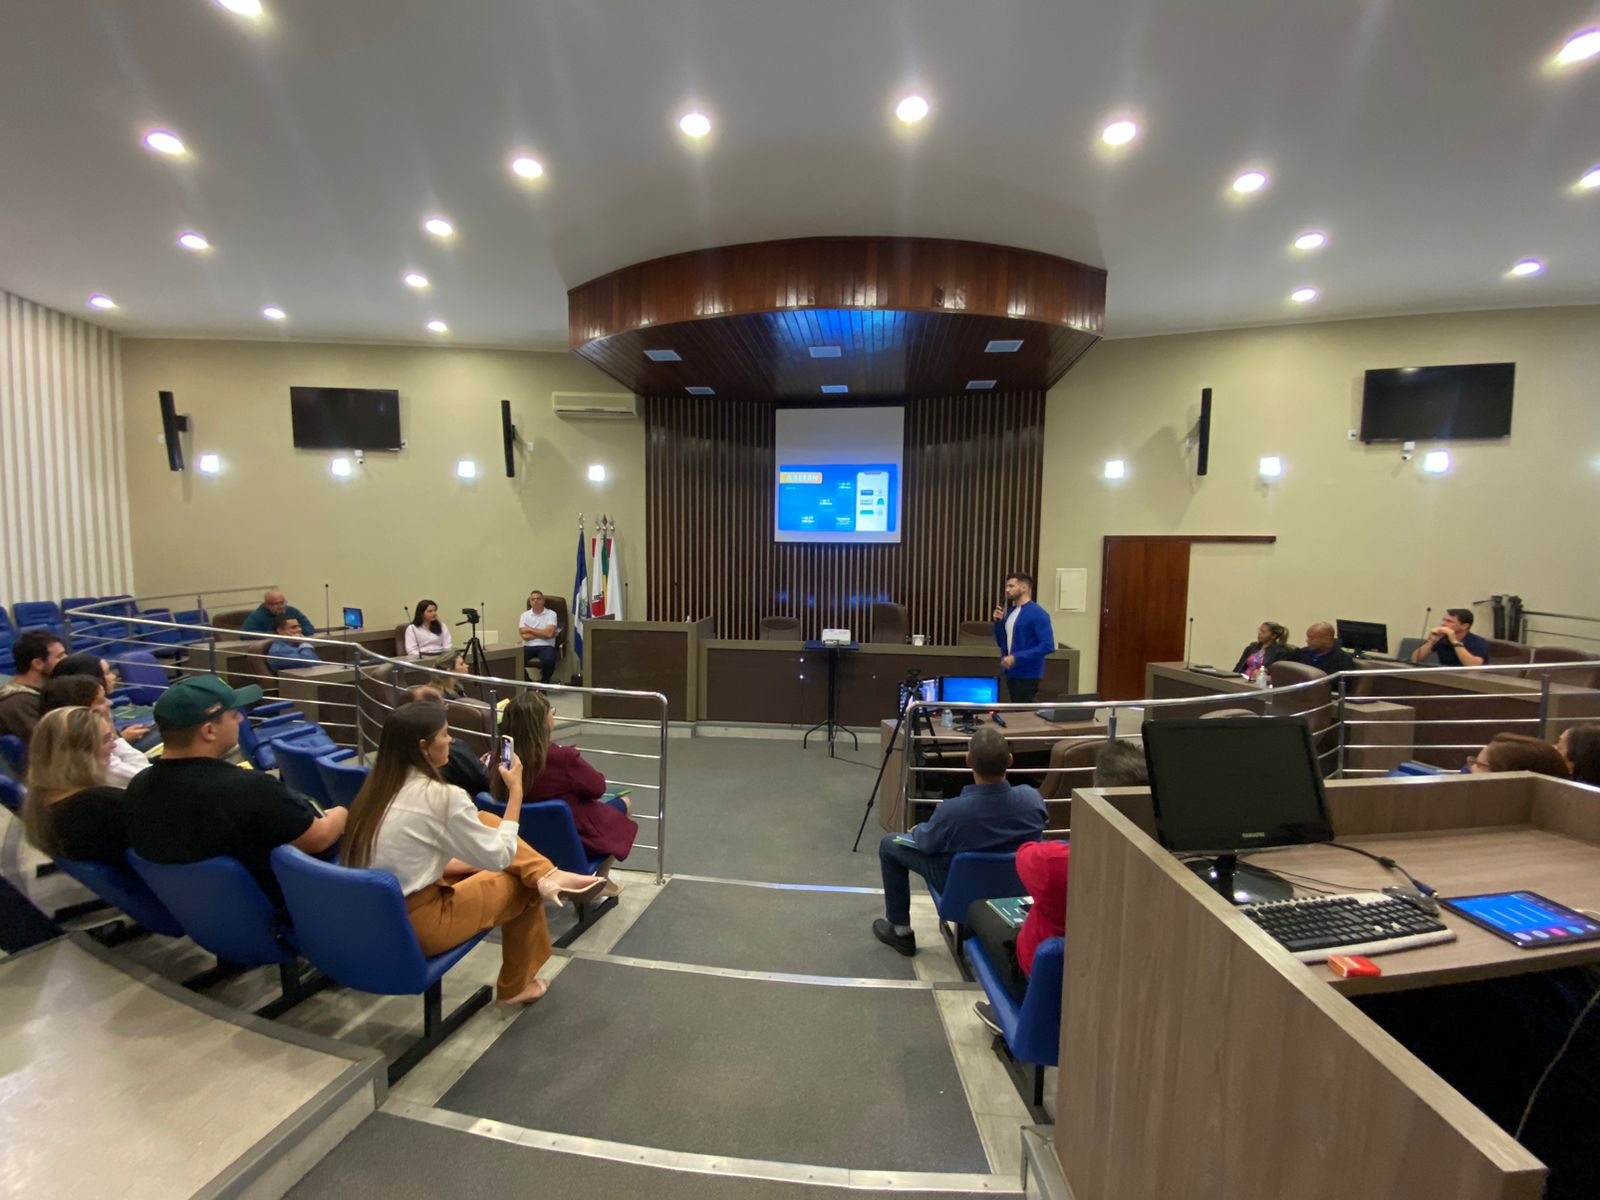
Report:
1240,892,1456,963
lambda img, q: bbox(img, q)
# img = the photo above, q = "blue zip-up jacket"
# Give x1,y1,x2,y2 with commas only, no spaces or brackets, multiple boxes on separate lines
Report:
993,601,1054,680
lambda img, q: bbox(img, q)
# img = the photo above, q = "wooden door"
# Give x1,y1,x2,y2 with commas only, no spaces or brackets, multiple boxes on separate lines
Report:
1097,538,1192,700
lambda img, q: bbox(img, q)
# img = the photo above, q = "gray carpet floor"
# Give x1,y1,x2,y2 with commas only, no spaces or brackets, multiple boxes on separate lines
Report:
288,1113,1008,1199
437,956,988,1172
607,877,914,979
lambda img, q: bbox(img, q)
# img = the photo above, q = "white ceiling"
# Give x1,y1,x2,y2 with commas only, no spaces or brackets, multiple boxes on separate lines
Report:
1,0,1597,349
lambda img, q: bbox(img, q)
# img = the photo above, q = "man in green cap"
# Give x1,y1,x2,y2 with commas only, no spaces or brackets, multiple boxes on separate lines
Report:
122,675,346,902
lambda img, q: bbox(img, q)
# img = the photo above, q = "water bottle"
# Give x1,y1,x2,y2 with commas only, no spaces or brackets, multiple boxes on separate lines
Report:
1254,666,1270,688
941,707,954,730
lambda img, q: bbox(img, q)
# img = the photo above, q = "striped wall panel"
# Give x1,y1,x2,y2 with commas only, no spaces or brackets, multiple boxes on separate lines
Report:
644,393,1045,643
0,290,133,605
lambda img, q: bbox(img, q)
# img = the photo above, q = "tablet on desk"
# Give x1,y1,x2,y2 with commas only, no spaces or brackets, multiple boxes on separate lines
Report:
1440,891,1600,949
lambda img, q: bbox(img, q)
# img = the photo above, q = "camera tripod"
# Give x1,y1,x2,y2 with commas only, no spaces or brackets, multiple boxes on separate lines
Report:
851,669,937,852
455,605,489,677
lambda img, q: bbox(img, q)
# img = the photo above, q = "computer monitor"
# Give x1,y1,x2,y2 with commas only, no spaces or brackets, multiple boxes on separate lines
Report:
342,606,363,630
1142,716,1334,904
939,676,1000,705
1336,619,1387,656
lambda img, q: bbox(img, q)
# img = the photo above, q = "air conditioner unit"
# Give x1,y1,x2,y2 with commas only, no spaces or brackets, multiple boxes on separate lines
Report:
552,391,638,420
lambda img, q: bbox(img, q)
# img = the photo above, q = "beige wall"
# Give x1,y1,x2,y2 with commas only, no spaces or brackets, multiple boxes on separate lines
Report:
120,339,644,654
1040,305,1600,686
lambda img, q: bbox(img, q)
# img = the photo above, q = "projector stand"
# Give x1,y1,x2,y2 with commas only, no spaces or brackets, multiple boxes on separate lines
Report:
803,641,858,759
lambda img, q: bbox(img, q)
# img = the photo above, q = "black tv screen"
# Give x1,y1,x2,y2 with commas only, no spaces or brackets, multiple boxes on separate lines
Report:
290,387,402,450
1359,362,1514,443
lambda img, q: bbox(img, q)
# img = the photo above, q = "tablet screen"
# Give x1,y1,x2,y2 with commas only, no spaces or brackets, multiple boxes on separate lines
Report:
1441,891,1600,949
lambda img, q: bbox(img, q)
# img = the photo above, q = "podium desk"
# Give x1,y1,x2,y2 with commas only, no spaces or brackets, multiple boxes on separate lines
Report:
585,619,716,722
1055,772,1600,1200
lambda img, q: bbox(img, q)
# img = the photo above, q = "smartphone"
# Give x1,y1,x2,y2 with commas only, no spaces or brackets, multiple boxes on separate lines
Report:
497,735,513,769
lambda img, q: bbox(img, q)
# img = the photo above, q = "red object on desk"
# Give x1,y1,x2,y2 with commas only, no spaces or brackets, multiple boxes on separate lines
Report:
1328,955,1383,978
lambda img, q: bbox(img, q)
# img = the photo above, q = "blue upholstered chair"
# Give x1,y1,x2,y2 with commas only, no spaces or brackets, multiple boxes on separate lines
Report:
51,855,186,939
0,737,25,781
128,851,333,1016
0,605,13,634
925,850,1026,968
0,773,23,812
315,753,369,808
107,650,170,705
235,713,324,772
13,600,66,634
964,934,1065,1113
270,845,492,1083
274,737,356,806
1387,760,1447,777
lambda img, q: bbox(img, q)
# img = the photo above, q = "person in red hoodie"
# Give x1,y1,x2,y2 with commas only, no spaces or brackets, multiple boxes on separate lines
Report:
968,740,1147,1034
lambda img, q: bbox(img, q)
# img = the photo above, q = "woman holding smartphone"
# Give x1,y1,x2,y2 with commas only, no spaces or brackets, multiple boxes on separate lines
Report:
343,700,605,1005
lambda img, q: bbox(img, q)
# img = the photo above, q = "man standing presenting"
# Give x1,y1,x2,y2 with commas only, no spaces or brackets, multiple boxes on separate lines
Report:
1411,608,1490,667
241,589,317,637
992,572,1054,704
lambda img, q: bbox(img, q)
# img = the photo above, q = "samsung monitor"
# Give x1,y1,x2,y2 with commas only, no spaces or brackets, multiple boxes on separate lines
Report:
1336,619,1387,655
1142,716,1334,903
940,676,1001,705
342,606,363,630
290,386,403,450
1359,362,1514,443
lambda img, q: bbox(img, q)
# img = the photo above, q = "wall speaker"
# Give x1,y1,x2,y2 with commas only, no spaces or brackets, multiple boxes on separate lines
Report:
158,391,189,472
501,399,519,478
1196,387,1212,476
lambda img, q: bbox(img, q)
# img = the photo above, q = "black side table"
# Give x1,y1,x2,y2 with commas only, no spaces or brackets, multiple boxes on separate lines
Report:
802,639,859,758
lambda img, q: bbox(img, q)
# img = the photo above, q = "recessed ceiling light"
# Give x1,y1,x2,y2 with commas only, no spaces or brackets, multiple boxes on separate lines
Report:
261,305,286,320
214,0,263,16
426,319,449,333
143,130,187,156
1293,231,1327,251
1580,167,1600,190
644,348,681,362
87,294,117,310
1290,287,1319,303
1232,170,1268,194
1104,459,1126,480
1101,120,1138,146
510,156,544,179
1555,29,1600,65
966,380,997,390
423,216,454,238
1258,456,1283,478
403,272,430,289
456,459,477,480
985,339,1023,353
895,95,930,124
197,453,222,475
679,112,712,138
587,464,607,482
330,457,352,478
1421,450,1451,474
820,384,849,394
685,386,715,395
808,346,842,358
1509,258,1544,277
177,232,210,251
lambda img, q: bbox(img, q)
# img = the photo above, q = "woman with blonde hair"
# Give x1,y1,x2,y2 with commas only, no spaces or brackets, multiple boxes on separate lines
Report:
23,705,128,863
343,700,605,1006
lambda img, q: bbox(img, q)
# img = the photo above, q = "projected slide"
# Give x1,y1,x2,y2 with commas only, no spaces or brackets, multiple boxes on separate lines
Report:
777,464,899,536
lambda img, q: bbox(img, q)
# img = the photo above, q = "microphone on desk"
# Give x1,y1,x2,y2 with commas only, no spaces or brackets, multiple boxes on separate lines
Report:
324,582,331,633
1420,606,1433,638
1185,616,1195,668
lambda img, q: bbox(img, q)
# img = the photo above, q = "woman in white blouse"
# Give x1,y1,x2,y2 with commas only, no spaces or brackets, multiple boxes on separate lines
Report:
342,700,605,1005
404,599,453,657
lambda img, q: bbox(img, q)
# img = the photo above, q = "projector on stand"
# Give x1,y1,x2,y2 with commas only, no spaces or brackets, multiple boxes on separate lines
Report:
821,628,853,647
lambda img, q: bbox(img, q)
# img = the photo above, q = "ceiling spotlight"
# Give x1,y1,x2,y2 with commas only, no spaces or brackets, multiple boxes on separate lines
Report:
177,232,211,251
679,112,712,138
1580,167,1600,190
510,156,544,179
197,453,222,475
426,319,449,333
1103,459,1126,480
214,0,263,16
403,272,430,289
261,305,286,320
1290,287,1319,303
587,464,607,482
895,95,930,124
1232,170,1268,194
1508,259,1544,277
423,216,454,238
87,294,117,310
1258,456,1283,478
1555,28,1600,66
1101,120,1138,146
1421,450,1451,474
143,129,187,156
1293,231,1327,251
456,459,477,480
330,457,352,478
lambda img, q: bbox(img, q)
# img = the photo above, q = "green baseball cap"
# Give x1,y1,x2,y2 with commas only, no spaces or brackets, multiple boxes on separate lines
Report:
152,675,265,730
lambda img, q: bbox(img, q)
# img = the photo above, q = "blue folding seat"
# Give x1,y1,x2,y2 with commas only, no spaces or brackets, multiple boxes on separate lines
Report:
471,792,624,946
965,934,1064,1113
315,753,369,808
271,845,492,1083
50,855,186,940
0,605,13,634
236,713,325,772
274,737,356,807
13,601,66,632
925,850,1026,968
105,649,170,705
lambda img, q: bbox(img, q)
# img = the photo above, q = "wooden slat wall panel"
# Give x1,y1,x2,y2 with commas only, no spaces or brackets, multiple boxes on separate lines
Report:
645,393,1045,643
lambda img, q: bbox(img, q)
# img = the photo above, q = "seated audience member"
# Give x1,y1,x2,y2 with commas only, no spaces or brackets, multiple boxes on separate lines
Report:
1286,622,1357,676
872,726,1047,957
1467,733,1569,779
38,676,149,785
967,740,1147,1026
1233,622,1292,677
23,706,127,864
434,651,472,698
518,590,560,684
1411,607,1490,667
123,676,346,901
404,600,453,657
0,631,67,741
401,684,488,796
1557,723,1600,787
266,616,324,674
241,589,317,636
342,701,604,1005
51,654,153,746
491,690,637,892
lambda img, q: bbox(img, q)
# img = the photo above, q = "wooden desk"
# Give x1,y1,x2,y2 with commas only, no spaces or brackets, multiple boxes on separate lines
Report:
1054,772,1577,1199
276,665,357,746
585,619,714,722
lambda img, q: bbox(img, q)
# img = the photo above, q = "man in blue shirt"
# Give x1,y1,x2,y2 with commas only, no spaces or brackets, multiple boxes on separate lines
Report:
1411,607,1491,667
240,589,317,637
265,617,323,674
992,571,1054,704
1287,622,1357,675
872,726,1046,957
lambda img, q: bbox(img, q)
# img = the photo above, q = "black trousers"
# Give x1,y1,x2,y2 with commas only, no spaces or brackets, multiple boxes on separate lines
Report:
965,898,1030,1003
1004,676,1039,704
523,645,557,683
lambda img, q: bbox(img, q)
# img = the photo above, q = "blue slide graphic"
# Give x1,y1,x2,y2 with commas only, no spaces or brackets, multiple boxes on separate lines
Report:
777,463,899,535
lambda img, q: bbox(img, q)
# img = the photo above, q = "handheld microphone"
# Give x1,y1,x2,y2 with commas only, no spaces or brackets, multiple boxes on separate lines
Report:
1185,616,1195,668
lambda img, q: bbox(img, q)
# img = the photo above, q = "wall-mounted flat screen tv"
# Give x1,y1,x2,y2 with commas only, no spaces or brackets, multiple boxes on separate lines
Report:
290,387,402,450
1359,362,1514,443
